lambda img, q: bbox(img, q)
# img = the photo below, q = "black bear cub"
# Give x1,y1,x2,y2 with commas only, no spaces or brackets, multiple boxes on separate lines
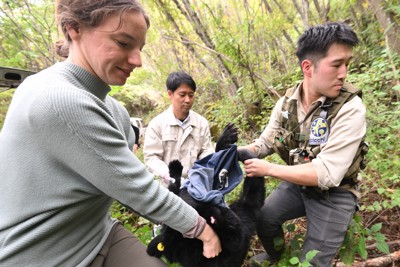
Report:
147,149,266,267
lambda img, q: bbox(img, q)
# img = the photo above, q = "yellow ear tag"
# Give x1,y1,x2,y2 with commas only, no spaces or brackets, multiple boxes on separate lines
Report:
157,242,165,251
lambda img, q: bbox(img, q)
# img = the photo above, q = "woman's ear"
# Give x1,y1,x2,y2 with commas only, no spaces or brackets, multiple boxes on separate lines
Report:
66,25,81,41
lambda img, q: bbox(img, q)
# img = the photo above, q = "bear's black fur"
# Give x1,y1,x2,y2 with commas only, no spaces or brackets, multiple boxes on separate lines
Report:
147,146,266,267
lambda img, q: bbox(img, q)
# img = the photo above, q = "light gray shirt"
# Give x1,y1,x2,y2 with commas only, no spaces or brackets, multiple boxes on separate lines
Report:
0,62,199,266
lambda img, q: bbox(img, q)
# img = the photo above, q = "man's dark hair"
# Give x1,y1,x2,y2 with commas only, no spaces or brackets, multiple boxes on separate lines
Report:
166,71,196,92
295,22,358,66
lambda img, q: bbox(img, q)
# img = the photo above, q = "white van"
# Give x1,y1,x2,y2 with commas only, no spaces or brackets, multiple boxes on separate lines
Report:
0,66,35,92
130,117,145,138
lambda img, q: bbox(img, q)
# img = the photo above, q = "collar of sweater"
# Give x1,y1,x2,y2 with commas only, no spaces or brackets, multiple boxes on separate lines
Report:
57,61,111,101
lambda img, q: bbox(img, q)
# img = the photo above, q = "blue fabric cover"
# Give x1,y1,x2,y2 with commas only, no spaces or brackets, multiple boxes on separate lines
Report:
182,145,243,207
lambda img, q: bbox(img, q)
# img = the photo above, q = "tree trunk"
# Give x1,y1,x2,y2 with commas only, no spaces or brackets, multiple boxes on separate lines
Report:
312,0,330,22
368,0,400,55
261,0,295,47
172,0,239,95
292,0,310,29
272,0,301,35
155,0,224,85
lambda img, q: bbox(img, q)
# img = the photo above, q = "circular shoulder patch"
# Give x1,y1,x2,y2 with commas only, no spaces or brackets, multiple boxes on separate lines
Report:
311,118,328,138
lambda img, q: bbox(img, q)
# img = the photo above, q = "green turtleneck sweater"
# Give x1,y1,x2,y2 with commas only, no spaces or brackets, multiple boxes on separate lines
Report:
0,62,198,266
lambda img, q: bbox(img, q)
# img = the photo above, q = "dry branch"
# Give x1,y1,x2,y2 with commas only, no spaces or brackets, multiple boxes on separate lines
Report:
335,246,400,267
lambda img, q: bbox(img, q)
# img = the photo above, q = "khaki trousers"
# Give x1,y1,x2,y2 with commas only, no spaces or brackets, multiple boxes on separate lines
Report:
89,223,167,267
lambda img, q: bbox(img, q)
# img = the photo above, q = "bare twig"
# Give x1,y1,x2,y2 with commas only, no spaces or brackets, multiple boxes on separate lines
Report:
335,249,400,267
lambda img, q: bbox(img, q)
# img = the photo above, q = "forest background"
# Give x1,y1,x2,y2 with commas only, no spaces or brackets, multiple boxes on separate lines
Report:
0,0,399,266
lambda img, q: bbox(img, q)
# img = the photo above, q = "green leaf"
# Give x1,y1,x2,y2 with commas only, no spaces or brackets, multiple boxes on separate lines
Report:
370,223,382,233
289,257,300,265
287,223,296,232
377,188,385,194
374,233,386,242
273,236,284,248
290,239,301,250
372,201,382,212
305,250,319,261
357,236,368,259
376,241,390,254
353,214,362,223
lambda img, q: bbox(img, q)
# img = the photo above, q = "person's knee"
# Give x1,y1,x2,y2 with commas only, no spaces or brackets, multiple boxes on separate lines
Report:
302,232,345,266
256,213,283,240
257,201,284,230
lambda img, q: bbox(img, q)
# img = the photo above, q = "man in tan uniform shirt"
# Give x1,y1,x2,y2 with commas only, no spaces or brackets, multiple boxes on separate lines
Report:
144,71,214,185
242,22,366,267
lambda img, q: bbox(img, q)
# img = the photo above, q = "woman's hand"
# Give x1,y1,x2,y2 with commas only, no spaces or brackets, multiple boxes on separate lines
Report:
197,223,221,258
